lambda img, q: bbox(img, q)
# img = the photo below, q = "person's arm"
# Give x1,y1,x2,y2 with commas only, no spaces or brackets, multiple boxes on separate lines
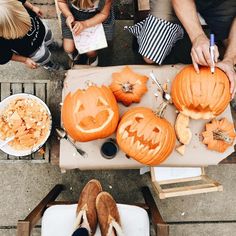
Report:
12,54,38,69
57,0,75,31
171,0,219,72
217,18,236,98
72,0,112,36
23,1,43,17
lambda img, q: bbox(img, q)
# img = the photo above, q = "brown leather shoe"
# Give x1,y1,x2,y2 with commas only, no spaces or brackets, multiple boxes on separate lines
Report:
96,192,124,236
74,179,102,235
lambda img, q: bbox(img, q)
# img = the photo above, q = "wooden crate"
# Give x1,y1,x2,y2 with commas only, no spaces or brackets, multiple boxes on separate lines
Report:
151,167,223,199
0,80,51,163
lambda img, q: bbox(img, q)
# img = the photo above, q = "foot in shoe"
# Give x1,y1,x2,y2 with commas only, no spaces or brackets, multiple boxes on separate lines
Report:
87,56,98,66
43,61,64,71
96,192,124,236
74,179,102,235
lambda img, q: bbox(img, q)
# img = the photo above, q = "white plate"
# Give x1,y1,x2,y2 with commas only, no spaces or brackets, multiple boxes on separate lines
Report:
0,93,52,156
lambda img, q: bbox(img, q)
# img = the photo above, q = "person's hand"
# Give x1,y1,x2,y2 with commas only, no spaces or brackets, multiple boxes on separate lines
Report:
66,15,75,31
216,59,236,99
32,6,43,17
24,58,38,69
191,33,219,73
72,21,87,36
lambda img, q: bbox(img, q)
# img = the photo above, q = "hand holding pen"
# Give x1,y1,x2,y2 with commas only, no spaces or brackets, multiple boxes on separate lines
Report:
210,34,215,73
191,33,219,73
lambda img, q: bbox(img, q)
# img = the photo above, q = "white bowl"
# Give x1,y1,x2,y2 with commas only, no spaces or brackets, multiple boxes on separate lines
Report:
0,93,52,157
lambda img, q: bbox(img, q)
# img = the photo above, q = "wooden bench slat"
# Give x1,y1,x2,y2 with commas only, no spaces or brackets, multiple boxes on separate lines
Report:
23,83,34,94
1,83,11,100
11,83,23,94
35,83,46,102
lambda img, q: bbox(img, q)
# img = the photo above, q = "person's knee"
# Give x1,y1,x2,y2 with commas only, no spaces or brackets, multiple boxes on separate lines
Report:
86,50,97,58
143,57,155,64
63,39,75,54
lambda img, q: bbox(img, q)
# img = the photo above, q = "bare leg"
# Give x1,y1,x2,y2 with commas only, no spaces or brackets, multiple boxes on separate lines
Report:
86,50,97,58
63,38,79,61
63,38,75,54
86,50,98,66
143,56,155,64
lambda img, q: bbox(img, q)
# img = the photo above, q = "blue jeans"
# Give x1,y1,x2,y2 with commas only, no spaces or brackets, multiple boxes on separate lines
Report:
72,227,89,236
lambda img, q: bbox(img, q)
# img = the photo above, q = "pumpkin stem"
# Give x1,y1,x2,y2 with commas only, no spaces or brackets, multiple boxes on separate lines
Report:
121,82,133,93
213,130,232,144
154,101,168,118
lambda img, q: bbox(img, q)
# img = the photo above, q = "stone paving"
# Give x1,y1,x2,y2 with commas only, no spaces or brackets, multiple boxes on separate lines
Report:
1,2,236,236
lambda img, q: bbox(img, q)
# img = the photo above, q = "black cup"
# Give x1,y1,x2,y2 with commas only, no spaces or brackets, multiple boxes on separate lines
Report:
100,138,119,159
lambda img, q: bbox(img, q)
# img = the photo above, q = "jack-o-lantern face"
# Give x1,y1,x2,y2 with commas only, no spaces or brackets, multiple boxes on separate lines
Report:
62,85,119,142
171,65,230,119
117,107,176,166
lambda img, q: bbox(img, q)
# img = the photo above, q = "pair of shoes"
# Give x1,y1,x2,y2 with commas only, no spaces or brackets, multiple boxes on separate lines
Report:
74,179,124,236
87,56,98,67
43,61,64,71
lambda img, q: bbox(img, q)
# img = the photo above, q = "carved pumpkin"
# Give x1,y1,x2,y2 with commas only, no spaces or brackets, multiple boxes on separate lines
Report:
202,118,236,153
110,66,148,106
62,85,119,142
117,107,176,166
175,113,192,145
171,66,230,119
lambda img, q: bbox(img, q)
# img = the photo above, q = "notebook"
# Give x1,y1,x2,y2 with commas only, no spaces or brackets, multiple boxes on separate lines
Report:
73,23,108,54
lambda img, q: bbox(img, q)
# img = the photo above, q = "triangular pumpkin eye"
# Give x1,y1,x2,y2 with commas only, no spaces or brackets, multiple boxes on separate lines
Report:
97,97,107,106
153,127,159,133
78,104,85,112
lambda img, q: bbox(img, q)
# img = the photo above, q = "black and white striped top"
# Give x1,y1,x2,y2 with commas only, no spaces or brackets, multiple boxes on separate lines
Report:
125,14,184,64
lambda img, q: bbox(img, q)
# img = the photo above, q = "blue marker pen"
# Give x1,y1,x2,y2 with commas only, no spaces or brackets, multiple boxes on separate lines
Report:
210,34,215,74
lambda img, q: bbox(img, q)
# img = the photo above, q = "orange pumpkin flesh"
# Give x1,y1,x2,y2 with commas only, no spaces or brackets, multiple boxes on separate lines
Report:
62,85,119,142
110,66,148,106
202,118,236,153
171,66,230,119
117,107,176,166
175,113,192,145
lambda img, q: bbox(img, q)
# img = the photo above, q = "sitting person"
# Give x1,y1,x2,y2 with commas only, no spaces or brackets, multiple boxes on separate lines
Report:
57,0,114,66
71,179,124,236
0,0,61,70
127,0,236,97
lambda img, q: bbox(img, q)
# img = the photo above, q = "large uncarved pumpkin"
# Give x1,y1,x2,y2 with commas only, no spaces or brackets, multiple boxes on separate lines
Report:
171,66,230,119
62,85,119,142
117,107,176,166
202,118,236,153
110,66,148,106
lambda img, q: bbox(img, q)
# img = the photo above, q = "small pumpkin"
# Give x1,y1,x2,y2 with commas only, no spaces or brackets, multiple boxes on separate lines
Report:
171,66,230,119
175,113,192,145
62,84,119,142
116,107,176,166
202,118,236,153
110,66,148,106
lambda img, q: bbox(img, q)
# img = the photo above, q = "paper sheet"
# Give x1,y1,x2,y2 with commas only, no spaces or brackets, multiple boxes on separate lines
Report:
152,167,202,181
73,23,108,54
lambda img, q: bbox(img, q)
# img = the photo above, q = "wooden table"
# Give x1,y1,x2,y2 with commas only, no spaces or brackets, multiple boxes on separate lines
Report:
58,65,235,171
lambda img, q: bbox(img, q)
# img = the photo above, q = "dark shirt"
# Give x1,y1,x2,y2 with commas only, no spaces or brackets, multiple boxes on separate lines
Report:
0,0,45,64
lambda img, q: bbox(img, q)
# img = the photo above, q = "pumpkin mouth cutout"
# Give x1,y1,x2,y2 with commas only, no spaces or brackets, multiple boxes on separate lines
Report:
122,124,160,150
79,110,110,130
186,104,212,112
